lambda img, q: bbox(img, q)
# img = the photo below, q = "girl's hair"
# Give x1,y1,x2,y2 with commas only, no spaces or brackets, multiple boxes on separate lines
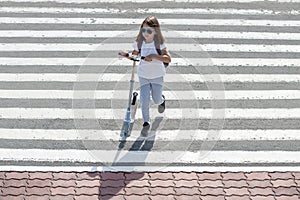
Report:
136,16,165,45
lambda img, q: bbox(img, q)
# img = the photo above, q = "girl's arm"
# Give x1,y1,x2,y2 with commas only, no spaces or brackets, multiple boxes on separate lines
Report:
146,48,171,63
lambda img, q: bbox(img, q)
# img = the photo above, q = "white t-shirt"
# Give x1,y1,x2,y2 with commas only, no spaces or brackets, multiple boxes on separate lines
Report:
133,40,166,79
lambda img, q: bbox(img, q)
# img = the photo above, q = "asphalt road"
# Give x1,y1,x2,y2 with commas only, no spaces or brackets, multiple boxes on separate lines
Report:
0,0,300,169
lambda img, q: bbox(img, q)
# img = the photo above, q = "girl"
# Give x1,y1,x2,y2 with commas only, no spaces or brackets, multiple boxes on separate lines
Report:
120,16,171,132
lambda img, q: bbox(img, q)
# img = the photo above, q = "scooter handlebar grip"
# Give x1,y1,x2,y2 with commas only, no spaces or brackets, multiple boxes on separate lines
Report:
118,52,130,57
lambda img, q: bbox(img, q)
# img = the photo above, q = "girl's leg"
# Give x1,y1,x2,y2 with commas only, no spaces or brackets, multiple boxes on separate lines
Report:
151,77,164,105
139,77,151,123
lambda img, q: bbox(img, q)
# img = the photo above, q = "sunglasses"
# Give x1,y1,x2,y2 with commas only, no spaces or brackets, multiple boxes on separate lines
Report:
141,28,154,34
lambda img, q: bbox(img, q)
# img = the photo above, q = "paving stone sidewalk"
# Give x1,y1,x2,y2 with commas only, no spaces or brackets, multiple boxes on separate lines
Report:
0,171,299,200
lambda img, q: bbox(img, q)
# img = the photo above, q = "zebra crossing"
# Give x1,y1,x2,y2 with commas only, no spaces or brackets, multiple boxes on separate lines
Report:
0,0,300,171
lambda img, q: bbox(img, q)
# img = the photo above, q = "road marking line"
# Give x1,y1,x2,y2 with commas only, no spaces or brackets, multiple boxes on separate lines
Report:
0,108,300,119
0,31,299,40
0,7,299,15
1,43,300,52
1,149,300,164
1,58,300,66
0,129,299,141
0,90,299,100
1,166,300,172
0,73,299,82
2,17,300,26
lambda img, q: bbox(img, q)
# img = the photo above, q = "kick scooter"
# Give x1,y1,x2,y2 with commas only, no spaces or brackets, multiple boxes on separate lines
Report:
118,52,145,142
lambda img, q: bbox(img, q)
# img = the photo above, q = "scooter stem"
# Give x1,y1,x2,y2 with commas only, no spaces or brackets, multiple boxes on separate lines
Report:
126,60,136,110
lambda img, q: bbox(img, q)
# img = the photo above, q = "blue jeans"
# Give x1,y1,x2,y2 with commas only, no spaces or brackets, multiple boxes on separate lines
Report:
139,76,164,123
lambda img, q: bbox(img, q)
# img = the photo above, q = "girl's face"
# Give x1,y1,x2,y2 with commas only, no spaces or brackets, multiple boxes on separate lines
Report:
141,24,155,42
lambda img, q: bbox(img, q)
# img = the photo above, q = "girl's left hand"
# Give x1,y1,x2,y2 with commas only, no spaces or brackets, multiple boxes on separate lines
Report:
144,56,152,62
144,54,156,62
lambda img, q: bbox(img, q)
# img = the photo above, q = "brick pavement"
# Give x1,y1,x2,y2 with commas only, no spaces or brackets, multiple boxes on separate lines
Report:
0,171,299,199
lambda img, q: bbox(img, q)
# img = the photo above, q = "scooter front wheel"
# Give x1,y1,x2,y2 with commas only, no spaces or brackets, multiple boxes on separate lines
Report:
119,121,130,141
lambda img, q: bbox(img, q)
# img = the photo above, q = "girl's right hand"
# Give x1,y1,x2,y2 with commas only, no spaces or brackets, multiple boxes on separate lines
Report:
119,51,129,57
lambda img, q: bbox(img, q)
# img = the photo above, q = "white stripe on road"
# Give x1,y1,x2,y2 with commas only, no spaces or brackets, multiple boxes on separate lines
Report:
0,108,300,119
0,73,299,82
1,58,300,66
0,165,299,172
0,7,299,15
1,90,299,100
1,0,300,3
0,129,299,141
0,31,299,40
2,17,300,27
0,7,123,14
2,43,300,53
0,149,299,164
1,166,300,172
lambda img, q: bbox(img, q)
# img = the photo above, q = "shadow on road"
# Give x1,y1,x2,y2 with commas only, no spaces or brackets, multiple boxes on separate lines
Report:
98,116,163,199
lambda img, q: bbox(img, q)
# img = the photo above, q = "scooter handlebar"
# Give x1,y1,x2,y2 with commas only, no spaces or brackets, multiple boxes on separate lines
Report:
118,52,145,61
